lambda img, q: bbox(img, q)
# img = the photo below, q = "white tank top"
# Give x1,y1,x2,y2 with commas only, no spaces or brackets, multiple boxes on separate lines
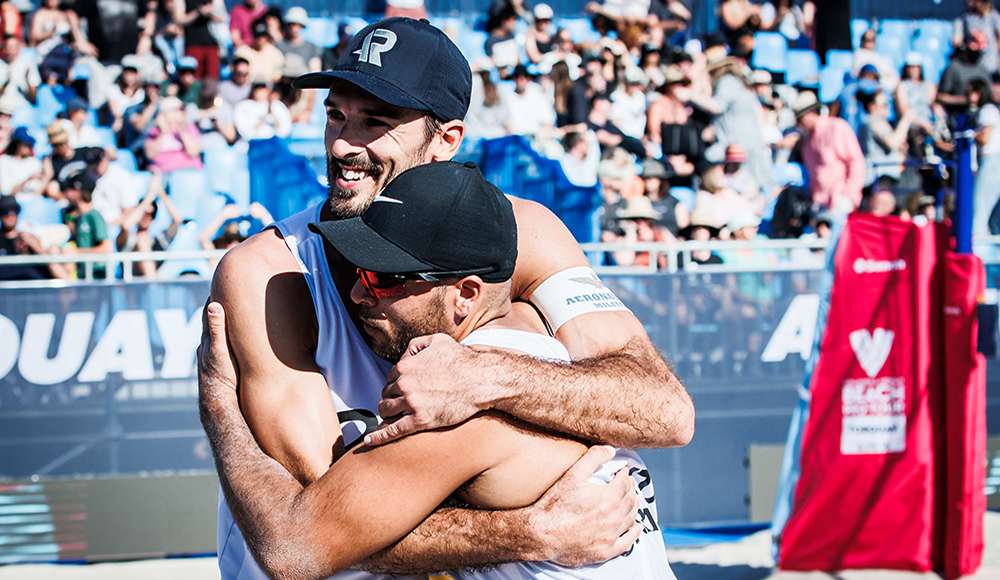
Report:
455,328,676,580
217,204,404,580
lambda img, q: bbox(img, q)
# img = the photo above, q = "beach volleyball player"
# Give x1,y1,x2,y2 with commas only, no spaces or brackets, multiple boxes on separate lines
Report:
198,17,693,578
201,161,677,579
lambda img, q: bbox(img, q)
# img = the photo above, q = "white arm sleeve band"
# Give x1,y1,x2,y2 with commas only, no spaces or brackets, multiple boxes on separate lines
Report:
527,267,632,333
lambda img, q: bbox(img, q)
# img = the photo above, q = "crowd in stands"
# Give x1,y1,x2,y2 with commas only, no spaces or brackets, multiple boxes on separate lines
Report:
0,0,996,280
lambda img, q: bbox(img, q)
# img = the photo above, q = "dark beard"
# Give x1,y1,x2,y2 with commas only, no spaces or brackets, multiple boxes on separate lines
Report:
361,290,450,363
325,153,387,220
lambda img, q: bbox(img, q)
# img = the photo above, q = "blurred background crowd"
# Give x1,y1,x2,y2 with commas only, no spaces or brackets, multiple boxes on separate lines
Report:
0,0,993,279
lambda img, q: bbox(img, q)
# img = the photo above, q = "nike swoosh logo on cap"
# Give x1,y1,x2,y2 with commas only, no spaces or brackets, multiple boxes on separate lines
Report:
373,196,404,204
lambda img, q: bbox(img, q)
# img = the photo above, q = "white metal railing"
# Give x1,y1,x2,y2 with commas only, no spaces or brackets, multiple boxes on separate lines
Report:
2,235,1000,286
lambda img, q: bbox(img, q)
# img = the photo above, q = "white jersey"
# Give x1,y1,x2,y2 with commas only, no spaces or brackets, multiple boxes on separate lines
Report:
217,204,409,580
456,329,676,580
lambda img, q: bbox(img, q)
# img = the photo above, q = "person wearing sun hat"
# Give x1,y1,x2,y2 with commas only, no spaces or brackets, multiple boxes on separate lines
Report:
795,90,866,214
0,127,42,196
721,142,763,210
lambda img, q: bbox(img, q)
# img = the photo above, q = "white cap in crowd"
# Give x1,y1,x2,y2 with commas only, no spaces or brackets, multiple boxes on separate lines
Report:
285,7,309,28
533,3,554,21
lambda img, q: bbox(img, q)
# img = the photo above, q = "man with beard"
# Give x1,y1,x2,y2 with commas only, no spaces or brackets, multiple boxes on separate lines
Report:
199,161,675,580
198,17,693,579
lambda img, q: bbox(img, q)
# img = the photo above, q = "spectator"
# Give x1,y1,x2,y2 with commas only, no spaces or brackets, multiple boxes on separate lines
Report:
105,55,146,135
801,0,853,65
0,35,40,106
608,196,669,268
504,64,556,137
219,57,252,106
0,195,70,280
525,3,556,64
143,96,202,173
189,80,237,148
233,80,291,140
639,44,665,89
759,0,805,43
73,0,145,64
0,127,43,197
969,77,1000,239
0,96,12,152
538,28,582,80
466,66,511,139
707,55,776,196
321,23,353,72
905,193,938,222
895,52,943,148
116,169,184,276
123,80,161,152
90,148,140,226
857,90,914,190
276,7,320,73
938,30,992,115
385,0,427,20
144,0,184,75
229,0,267,48
31,0,96,60
60,99,103,147
175,0,225,79
641,158,689,240
164,55,202,104
852,28,900,91
718,0,760,58
273,61,310,123
274,7,319,118
557,129,601,187
40,123,98,199
549,61,575,127
721,142,763,211
235,17,284,84
832,66,882,135
610,67,647,139
62,172,111,279
677,210,723,265
954,0,1000,74
485,5,519,70
795,91,866,213
646,66,697,150
693,160,757,228
589,93,645,158
565,59,607,126
867,190,897,217
199,202,272,269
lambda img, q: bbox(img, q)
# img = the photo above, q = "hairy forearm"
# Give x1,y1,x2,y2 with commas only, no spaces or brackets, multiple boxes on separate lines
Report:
358,506,541,575
486,338,693,449
200,390,326,580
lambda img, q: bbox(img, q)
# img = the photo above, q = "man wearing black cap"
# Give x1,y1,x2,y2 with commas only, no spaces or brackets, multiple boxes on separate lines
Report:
199,16,693,578
202,161,674,579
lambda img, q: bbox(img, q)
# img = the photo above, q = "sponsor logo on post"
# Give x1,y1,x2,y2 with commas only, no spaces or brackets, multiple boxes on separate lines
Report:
842,327,906,455
853,258,906,275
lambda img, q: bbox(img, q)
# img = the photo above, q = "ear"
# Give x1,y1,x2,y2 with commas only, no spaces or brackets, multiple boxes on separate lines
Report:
452,276,484,320
428,120,466,162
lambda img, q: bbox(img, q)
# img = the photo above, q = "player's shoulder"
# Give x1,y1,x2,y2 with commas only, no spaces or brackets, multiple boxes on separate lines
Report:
505,195,590,299
211,227,303,298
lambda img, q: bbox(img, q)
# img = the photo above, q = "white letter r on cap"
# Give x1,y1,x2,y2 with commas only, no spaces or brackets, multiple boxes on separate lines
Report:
355,29,397,67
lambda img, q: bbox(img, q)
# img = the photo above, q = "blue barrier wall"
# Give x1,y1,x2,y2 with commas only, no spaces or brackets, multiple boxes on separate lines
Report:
2,271,997,524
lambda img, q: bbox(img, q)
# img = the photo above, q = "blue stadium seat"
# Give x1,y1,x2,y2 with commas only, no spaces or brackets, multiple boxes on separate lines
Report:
309,88,328,125
875,33,909,71
113,149,137,172
16,196,63,226
94,127,116,148
203,146,251,209
774,162,807,188
669,187,696,213
458,29,488,63
785,50,820,87
879,19,913,41
851,19,870,49
166,168,212,220
35,85,66,126
302,17,331,48
555,17,601,44
825,50,854,74
249,137,327,221
196,193,229,231
157,222,211,279
10,106,37,129
819,67,848,104
752,32,788,73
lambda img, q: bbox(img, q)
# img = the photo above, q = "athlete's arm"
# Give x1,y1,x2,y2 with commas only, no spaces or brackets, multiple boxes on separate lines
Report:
210,230,345,484
370,198,694,449
198,303,641,579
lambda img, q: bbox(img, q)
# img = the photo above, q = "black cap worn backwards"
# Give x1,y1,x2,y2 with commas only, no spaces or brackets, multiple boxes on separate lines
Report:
292,17,472,122
308,161,516,283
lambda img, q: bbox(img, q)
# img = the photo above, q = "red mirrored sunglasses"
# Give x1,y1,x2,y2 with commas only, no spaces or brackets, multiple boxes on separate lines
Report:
357,268,408,298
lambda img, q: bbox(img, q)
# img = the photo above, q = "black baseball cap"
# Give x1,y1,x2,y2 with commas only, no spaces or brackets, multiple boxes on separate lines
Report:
0,195,20,214
292,17,472,122
63,172,96,193
308,161,516,283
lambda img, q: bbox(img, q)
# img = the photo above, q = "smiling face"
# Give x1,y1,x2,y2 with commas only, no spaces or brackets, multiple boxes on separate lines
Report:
323,79,440,219
350,277,453,362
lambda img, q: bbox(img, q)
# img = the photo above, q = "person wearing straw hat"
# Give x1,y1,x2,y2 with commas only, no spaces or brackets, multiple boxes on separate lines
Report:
609,195,667,267
794,90,866,214
677,208,723,265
